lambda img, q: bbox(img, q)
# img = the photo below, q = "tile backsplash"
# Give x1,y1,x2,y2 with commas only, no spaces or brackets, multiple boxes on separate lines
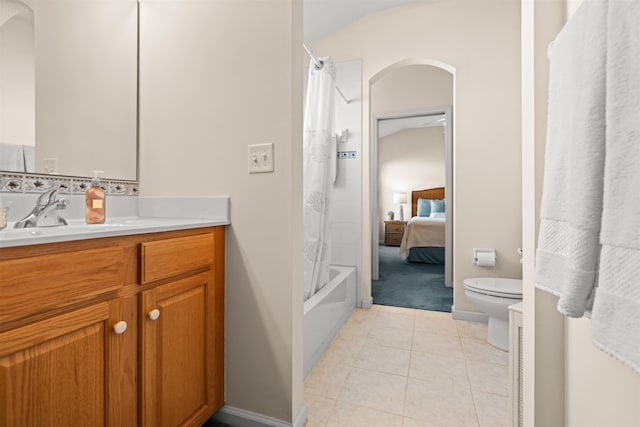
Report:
0,172,138,197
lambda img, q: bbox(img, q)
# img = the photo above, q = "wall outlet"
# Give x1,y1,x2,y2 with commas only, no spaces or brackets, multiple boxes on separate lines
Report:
43,158,58,174
248,143,274,174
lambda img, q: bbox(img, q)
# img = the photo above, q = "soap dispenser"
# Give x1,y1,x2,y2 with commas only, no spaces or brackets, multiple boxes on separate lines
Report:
85,170,105,224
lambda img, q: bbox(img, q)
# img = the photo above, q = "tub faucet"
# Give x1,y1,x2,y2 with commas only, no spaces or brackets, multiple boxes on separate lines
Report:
14,184,69,228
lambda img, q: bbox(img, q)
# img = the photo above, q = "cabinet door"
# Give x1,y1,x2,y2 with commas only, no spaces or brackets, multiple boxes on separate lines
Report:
141,272,219,427
0,297,137,427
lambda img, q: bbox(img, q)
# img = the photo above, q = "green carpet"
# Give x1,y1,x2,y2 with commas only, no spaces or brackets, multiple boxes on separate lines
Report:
372,245,452,312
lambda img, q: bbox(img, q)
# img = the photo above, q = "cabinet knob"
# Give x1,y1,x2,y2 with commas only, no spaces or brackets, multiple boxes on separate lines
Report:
113,321,128,335
148,309,160,321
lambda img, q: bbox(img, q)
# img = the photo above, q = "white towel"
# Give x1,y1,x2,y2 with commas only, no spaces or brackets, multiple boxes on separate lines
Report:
535,0,608,317
0,142,26,172
591,0,640,374
22,145,35,173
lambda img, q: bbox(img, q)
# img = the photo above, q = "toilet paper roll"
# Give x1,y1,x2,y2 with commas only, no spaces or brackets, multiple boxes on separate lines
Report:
475,252,496,267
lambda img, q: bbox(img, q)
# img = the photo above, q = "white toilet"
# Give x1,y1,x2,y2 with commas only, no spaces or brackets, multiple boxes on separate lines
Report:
463,278,523,351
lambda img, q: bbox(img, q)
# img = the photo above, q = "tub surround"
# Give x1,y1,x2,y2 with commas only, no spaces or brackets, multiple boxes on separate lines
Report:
303,266,357,378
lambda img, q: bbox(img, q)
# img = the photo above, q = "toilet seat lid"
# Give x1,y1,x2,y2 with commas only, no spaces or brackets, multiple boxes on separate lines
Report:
463,278,523,297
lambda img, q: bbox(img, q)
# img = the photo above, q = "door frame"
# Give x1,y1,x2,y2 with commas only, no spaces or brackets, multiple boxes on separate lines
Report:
370,106,453,287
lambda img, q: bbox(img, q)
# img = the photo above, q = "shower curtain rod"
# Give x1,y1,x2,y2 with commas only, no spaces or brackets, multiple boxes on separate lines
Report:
303,43,350,104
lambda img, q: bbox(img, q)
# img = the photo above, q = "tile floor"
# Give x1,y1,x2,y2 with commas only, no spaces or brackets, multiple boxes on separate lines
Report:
304,305,510,427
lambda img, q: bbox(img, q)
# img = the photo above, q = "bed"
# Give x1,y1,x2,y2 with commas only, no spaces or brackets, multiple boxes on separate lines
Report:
399,187,446,264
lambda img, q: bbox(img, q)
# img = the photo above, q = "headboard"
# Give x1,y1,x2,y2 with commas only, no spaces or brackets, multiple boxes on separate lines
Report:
411,187,445,217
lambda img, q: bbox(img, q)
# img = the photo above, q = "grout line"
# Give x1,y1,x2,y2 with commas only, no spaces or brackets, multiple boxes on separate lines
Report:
461,325,483,427
403,306,419,417
332,365,352,406
468,384,483,427
333,401,405,420
306,302,508,426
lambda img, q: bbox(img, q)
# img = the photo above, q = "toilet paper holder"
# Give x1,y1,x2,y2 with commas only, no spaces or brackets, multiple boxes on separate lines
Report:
473,248,496,267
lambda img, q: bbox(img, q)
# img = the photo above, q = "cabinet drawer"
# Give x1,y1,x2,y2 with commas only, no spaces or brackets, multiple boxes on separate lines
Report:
141,233,214,284
386,223,405,233
0,246,125,324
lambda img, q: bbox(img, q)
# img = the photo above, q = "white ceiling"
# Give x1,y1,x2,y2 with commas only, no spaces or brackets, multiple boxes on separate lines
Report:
303,0,419,43
378,114,445,138
304,0,448,138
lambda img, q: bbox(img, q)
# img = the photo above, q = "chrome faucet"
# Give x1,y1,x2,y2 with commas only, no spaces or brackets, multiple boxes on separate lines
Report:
14,184,69,228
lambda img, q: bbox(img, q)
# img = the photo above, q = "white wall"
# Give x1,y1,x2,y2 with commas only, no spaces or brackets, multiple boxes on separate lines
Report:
378,126,445,238
565,0,583,17
521,1,567,424
523,1,640,425
331,60,363,299
560,1,640,425
313,0,522,312
565,318,640,427
0,12,34,147
370,64,453,114
139,0,304,424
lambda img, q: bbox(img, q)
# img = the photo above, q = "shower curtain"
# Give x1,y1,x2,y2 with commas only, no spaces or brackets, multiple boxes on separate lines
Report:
303,57,336,301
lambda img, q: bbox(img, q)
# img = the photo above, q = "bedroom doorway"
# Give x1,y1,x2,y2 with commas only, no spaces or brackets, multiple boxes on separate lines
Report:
371,107,453,291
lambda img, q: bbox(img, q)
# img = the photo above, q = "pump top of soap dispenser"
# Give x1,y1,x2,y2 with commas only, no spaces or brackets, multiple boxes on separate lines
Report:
91,170,104,187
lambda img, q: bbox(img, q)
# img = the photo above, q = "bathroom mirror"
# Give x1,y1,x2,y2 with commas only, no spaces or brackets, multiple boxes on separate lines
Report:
0,0,138,181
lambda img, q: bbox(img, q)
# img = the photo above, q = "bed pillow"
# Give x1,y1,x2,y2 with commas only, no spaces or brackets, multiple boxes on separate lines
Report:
429,212,445,219
430,199,445,214
417,198,431,217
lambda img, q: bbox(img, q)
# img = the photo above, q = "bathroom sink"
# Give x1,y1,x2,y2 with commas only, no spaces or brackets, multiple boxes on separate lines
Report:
3,226,76,238
0,223,110,240
63,217,201,229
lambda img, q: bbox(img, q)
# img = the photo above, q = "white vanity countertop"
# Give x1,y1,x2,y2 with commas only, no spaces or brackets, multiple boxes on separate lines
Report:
0,216,229,248
0,195,230,248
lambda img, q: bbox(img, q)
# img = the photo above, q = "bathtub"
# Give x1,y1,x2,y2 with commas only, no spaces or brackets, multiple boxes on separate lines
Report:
303,265,357,379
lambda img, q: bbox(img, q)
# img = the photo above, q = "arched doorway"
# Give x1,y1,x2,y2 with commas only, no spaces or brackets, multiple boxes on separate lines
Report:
368,60,455,309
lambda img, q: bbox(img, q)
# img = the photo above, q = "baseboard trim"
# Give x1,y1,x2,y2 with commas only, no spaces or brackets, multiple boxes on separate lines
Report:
452,306,488,323
361,296,373,309
293,405,308,427
213,404,307,427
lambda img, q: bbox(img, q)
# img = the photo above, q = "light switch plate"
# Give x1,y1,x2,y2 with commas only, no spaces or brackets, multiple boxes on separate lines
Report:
248,143,274,174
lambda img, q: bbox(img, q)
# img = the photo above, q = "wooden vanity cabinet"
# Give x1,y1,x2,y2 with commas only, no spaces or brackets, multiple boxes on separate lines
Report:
141,273,213,427
0,226,225,427
140,232,225,427
0,296,138,427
